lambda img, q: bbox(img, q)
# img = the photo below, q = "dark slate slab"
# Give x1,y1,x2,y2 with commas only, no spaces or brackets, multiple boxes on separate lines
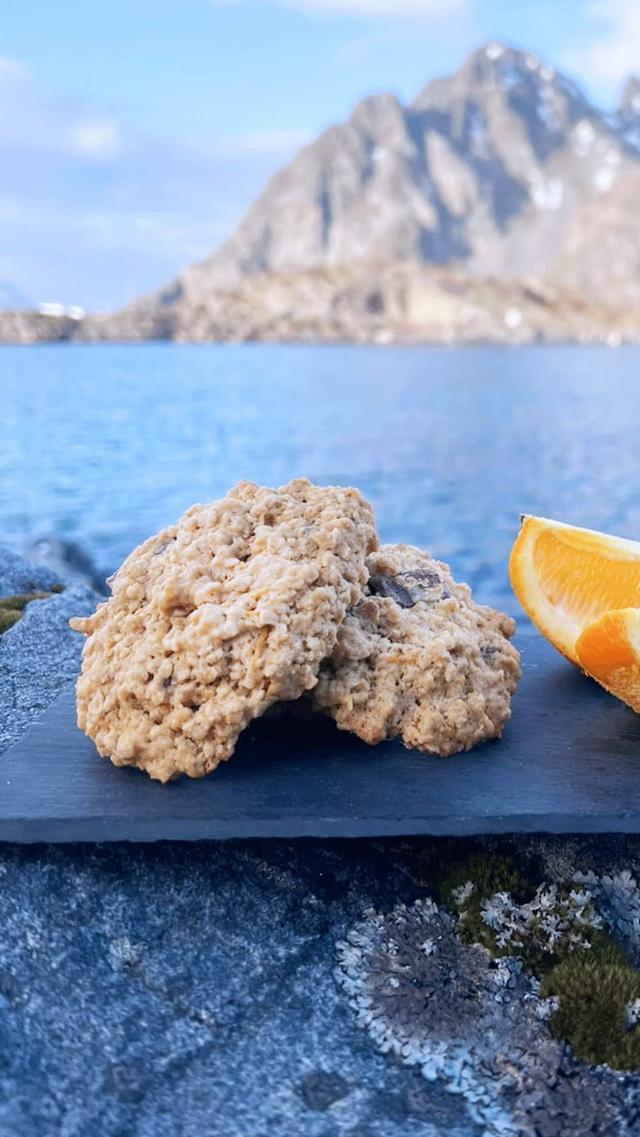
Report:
1,632,639,842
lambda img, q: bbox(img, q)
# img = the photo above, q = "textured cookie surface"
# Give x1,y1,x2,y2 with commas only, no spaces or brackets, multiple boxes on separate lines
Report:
312,544,520,756
70,479,376,781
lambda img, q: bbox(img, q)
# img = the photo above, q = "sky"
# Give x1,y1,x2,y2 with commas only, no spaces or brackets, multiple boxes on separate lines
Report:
1,0,639,310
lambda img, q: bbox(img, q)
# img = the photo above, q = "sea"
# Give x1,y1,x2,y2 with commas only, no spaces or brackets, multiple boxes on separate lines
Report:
1,342,638,614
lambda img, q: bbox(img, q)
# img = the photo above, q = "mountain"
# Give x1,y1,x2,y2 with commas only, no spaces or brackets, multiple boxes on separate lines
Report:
620,76,640,116
3,43,640,345
155,42,639,317
552,169,640,306
617,75,640,151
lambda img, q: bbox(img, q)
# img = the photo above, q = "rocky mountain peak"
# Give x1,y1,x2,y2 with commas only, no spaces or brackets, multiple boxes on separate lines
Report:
614,76,640,153
413,40,594,169
417,42,544,96
349,92,404,131
147,42,640,313
415,42,585,111
620,76,640,116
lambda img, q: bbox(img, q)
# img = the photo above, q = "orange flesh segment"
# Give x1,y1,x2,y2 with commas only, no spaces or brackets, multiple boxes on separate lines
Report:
509,517,640,664
576,609,640,713
532,527,640,628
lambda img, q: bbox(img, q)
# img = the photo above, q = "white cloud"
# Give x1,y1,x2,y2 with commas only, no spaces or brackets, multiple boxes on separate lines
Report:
0,58,302,168
211,0,462,16
563,0,640,97
67,121,126,161
0,56,311,308
0,58,130,160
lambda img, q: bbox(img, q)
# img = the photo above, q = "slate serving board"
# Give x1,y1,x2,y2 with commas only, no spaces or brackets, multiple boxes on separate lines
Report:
1,632,639,842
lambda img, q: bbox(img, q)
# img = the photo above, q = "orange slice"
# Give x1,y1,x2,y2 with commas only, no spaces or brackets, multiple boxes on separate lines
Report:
575,608,640,712
509,516,640,710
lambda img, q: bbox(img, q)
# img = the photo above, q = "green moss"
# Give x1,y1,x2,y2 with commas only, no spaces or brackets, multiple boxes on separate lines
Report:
0,591,52,612
420,848,640,1070
436,852,533,955
582,932,629,968
0,608,21,632
457,904,499,954
542,949,640,1069
438,852,531,908
434,852,607,977
525,926,623,979
0,589,60,634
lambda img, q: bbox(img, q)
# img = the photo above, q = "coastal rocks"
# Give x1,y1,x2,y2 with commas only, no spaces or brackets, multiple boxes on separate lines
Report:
0,837,480,1137
0,590,63,634
573,870,640,966
0,310,78,344
26,536,107,593
0,547,62,597
70,264,640,346
0,546,97,752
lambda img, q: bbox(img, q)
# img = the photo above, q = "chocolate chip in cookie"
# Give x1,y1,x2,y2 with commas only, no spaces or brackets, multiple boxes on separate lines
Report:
368,567,449,607
313,543,520,757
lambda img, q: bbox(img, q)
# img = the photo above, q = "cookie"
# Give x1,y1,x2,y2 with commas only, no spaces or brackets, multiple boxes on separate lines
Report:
311,544,520,756
70,478,377,781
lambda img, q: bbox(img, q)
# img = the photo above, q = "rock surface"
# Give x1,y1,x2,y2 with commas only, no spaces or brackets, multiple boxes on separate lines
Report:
552,170,640,307
26,536,108,594
0,548,97,753
0,310,78,345
3,545,640,1136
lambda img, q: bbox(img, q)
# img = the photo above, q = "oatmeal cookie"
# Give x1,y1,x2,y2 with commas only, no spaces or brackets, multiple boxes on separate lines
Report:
311,543,520,756
70,478,376,781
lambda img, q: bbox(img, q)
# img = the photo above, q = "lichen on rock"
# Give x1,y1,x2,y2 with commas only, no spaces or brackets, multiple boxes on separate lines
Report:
466,881,603,974
336,848,640,1135
574,869,640,965
335,891,625,1135
441,853,640,1067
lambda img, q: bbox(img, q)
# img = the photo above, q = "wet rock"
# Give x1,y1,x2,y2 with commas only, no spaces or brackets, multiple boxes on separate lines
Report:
26,535,107,593
0,547,61,598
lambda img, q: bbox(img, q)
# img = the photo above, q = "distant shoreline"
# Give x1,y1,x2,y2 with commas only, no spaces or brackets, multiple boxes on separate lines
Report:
1,264,637,349
0,323,633,349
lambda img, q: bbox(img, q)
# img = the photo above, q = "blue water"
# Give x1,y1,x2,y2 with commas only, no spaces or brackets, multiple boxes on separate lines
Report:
0,343,638,613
